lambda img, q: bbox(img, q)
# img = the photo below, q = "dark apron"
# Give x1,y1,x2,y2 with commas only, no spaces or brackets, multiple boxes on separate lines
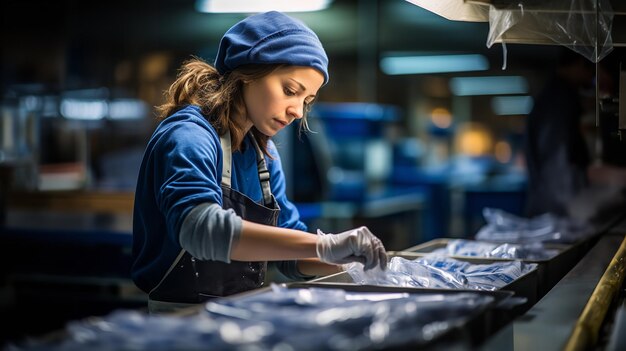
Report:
148,132,279,312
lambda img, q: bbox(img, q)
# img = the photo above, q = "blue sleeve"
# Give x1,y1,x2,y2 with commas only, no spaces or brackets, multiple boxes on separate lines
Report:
153,120,223,245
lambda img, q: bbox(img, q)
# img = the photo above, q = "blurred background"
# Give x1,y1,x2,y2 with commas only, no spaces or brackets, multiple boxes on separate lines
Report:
1,0,625,344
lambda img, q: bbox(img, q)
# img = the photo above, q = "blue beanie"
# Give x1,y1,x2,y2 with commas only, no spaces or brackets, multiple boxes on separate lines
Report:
214,11,329,85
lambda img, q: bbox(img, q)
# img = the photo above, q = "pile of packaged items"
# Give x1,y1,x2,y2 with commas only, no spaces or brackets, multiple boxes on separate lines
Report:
474,208,593,244
429,239,559,260
345,256,536,291
8,284,497,351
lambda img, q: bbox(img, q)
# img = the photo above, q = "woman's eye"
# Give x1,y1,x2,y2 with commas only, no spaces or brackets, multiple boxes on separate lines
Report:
284,88,296,96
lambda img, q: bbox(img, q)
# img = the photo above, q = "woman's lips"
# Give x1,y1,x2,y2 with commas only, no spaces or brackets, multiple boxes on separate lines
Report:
274,118,288,128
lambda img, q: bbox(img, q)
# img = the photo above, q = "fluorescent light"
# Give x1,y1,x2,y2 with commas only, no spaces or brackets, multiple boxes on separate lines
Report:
60,99,108,120
491,96,534,115
196,0,332,13
380,54,488,75
108,99,149,120
449,76,528,96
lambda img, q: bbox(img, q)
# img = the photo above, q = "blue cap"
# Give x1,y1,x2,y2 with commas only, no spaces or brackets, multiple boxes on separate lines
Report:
214,11,329,85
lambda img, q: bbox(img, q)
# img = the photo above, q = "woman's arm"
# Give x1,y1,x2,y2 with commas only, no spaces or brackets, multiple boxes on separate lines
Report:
230,221,356,276
231,220,387,272
230,221,343,276
229,219,318,261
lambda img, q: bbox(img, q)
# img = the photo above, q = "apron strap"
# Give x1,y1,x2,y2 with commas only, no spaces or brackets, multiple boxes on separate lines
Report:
148,249,186,296
219,132,232,188
249,134,274,207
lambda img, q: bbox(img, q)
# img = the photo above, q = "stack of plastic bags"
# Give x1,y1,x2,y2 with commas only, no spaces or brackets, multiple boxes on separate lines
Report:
6,284,495,351
474,208,593,244
430,239,559,260
345,256,536,291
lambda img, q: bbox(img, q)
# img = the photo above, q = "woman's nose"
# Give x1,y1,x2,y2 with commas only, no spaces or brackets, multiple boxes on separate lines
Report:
288,102,304,119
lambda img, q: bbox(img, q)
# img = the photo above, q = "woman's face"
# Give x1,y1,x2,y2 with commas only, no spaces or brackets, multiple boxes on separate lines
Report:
242,66,324,137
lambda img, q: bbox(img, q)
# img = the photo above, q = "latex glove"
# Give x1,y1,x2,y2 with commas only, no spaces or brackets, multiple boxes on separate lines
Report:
316,226,387,271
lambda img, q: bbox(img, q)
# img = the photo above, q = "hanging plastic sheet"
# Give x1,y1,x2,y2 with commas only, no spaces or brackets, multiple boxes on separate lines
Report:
7,284,496,351
485,0,614,62
430,238,560,260
345,256,536,291
474,207,594,243
404,0,614,63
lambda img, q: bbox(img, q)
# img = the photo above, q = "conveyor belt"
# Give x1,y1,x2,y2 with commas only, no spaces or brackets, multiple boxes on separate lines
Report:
480,233,626,351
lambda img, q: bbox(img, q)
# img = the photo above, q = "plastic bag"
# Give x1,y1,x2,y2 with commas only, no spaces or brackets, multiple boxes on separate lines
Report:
204,284,495,350
431,239,560,260
486,0,614,62
7,284,496,351
475,207,593,243
345,256,536,291
346,255,469,289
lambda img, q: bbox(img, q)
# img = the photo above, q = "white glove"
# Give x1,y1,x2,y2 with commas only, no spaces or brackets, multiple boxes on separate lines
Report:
316,226,388,271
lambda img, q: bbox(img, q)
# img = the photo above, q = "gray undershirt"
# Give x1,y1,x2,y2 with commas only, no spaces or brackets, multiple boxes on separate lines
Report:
179,202,313,280
179,203,242,263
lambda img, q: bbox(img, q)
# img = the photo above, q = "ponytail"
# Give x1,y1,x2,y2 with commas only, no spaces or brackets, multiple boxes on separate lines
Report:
156,57,282,155
156,57,219,120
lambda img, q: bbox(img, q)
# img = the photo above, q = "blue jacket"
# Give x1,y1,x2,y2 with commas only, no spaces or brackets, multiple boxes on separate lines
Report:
132,105,307,293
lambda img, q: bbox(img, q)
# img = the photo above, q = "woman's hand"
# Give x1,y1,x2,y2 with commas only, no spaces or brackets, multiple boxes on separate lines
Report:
316,226,387,270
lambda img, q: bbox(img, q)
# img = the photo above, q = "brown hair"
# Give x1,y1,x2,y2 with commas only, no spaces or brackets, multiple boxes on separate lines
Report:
156,57,301,156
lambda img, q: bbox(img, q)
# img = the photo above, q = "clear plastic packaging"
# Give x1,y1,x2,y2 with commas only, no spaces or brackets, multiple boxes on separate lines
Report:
6,310,257,351
7,284,496,351
430,239,560,260
204,284,495,350
345,256,536,291
475,207,593,243
486,0,614,62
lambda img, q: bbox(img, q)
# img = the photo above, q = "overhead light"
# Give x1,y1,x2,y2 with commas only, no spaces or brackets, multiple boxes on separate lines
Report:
195,0,332,13
449,76,528,96
380,54,488,75
60,98,149,120
60,99,108,120
491,96,534,115
108,99,149,120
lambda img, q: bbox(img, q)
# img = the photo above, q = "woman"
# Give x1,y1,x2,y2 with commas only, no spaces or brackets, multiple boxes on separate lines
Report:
131,11,387,313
